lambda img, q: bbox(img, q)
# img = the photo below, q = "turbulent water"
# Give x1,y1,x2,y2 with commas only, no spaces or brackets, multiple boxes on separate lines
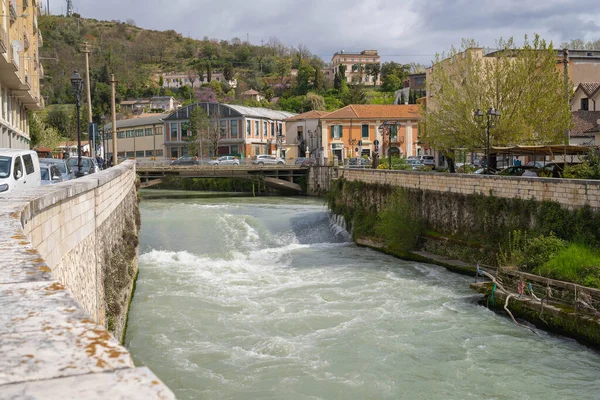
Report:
125,196,600,400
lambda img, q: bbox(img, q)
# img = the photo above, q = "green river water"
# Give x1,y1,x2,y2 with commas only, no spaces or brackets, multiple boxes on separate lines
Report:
125,196,600,400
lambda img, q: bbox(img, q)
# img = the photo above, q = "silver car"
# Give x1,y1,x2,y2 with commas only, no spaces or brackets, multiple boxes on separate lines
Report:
208,156,240,166
40,164,64,186
40,158,75,181
251,155,285,165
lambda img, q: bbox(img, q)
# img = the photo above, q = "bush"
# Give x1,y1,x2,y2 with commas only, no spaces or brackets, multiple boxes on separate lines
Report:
375,189,422,253
525,232,567,270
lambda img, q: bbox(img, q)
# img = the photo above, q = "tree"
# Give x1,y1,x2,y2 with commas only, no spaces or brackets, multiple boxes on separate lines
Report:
295,62,315,95
195,61,205,84
187,106,211,158
422,35,572,170
45,108,70,136
342,84,367,105
381,74,402,92
369,63,381,86
313,66,325,92
223,62,234,82
304,92,326,111
276,57,292,85
186,69,197,88
206,61,212,82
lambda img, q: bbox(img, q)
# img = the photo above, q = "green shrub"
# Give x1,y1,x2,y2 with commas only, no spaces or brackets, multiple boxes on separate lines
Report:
535,244,600,288
375,189,422,253
497,230,528,267
525,232,567,270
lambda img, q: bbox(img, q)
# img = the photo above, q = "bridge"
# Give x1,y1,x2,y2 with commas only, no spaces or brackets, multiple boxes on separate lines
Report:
136,164,310,193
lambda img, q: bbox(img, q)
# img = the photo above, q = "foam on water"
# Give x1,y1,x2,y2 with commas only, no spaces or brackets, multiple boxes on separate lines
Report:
127,197,600,400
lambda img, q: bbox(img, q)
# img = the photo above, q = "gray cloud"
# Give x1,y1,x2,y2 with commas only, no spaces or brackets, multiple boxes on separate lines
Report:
52,0,600,66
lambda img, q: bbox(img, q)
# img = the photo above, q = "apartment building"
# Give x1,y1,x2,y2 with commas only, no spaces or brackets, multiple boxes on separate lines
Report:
162,102,295,160
0,0,44,149
330,50,381,85
319,105,422,162
102,113,169,161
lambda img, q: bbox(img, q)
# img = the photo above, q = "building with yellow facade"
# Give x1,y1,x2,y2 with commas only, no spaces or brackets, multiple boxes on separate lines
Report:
0,0,44,149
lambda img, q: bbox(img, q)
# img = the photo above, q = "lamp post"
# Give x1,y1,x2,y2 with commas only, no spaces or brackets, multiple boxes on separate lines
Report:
474,107,501,172
70,70,85,177
100,115,107,167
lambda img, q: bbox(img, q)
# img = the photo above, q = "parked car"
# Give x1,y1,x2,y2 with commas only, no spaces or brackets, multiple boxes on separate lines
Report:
0,149,41,194
347,157,370,168
497,165,540,177
68,156,100,176
208,156,240,166
170,156,200,166
420,155,435,168
251,155,285,165
40,158,75,181
294,157,316,167
407,159,424,170
40,164,64,186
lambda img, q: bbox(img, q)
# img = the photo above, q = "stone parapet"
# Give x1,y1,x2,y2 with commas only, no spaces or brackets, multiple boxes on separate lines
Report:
0,161,174,398
339,168,600,210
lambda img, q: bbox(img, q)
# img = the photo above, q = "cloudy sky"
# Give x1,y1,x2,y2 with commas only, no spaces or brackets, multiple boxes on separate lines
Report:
52,0,600,66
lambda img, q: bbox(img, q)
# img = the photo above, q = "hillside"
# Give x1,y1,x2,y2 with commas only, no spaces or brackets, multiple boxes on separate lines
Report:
33,15,416,147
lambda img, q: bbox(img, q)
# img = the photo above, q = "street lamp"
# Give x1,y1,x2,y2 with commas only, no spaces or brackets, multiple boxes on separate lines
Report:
100,114,107,168
70,70,85,177
474,107,501,172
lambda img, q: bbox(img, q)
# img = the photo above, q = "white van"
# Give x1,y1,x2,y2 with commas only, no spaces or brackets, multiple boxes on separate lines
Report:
0,149,41,194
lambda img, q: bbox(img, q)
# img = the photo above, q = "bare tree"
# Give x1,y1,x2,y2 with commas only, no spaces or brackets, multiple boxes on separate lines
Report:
187,69,198,88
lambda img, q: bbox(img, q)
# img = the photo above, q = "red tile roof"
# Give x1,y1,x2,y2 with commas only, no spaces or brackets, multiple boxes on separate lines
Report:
571,111,600,137
578,82,600,97
321,104,421,120
285,110,330,121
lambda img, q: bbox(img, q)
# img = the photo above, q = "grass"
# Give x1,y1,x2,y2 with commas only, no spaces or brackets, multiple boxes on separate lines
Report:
535,244,600,289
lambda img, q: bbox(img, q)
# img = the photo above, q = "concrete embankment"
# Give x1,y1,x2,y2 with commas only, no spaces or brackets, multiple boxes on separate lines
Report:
325,167,600,347
0,161,174,398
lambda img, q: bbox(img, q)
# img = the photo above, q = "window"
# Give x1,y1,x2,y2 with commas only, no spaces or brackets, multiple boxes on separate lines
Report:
170,148,178,158
264,121,268,137
145,128,153,136
247,120,251,136
117,131,125,139
182,147,189,156
136,129,144,137
581,98,589,111
126,151,135,158
170,122,178,140
220,120,227,138
278,123,283,137
136,151,144,158
145,150,154,157
181,122,189,138
331,125,342,139
126,130,134,138
255,121,259,136
361,124,369,138
271,122,275,137
155,150,163,157
13,156,23,179
230,145,239,155
155,126,163,136
22,154,35,175
389,124,398,139
231,120,239,138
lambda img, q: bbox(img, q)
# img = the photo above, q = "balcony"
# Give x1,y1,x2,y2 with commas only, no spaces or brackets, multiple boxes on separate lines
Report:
0,29,7,54
9,0,17,21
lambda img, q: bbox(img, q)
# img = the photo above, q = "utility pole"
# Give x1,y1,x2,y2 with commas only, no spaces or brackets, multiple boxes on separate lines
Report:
109,74,118,166
82,42,94,159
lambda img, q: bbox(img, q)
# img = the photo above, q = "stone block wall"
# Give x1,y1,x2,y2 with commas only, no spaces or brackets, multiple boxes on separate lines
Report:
339,169,600,210
0,161,174,398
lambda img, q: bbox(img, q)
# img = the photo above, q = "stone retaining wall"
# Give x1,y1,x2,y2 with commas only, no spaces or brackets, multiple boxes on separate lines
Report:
339,168,600,210
0,161,174,398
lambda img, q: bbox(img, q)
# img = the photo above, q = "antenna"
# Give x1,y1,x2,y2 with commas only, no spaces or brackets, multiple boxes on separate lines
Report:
66,0,74,17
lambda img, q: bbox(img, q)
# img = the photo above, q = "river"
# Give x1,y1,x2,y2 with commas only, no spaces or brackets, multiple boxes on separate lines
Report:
125,196,600,400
